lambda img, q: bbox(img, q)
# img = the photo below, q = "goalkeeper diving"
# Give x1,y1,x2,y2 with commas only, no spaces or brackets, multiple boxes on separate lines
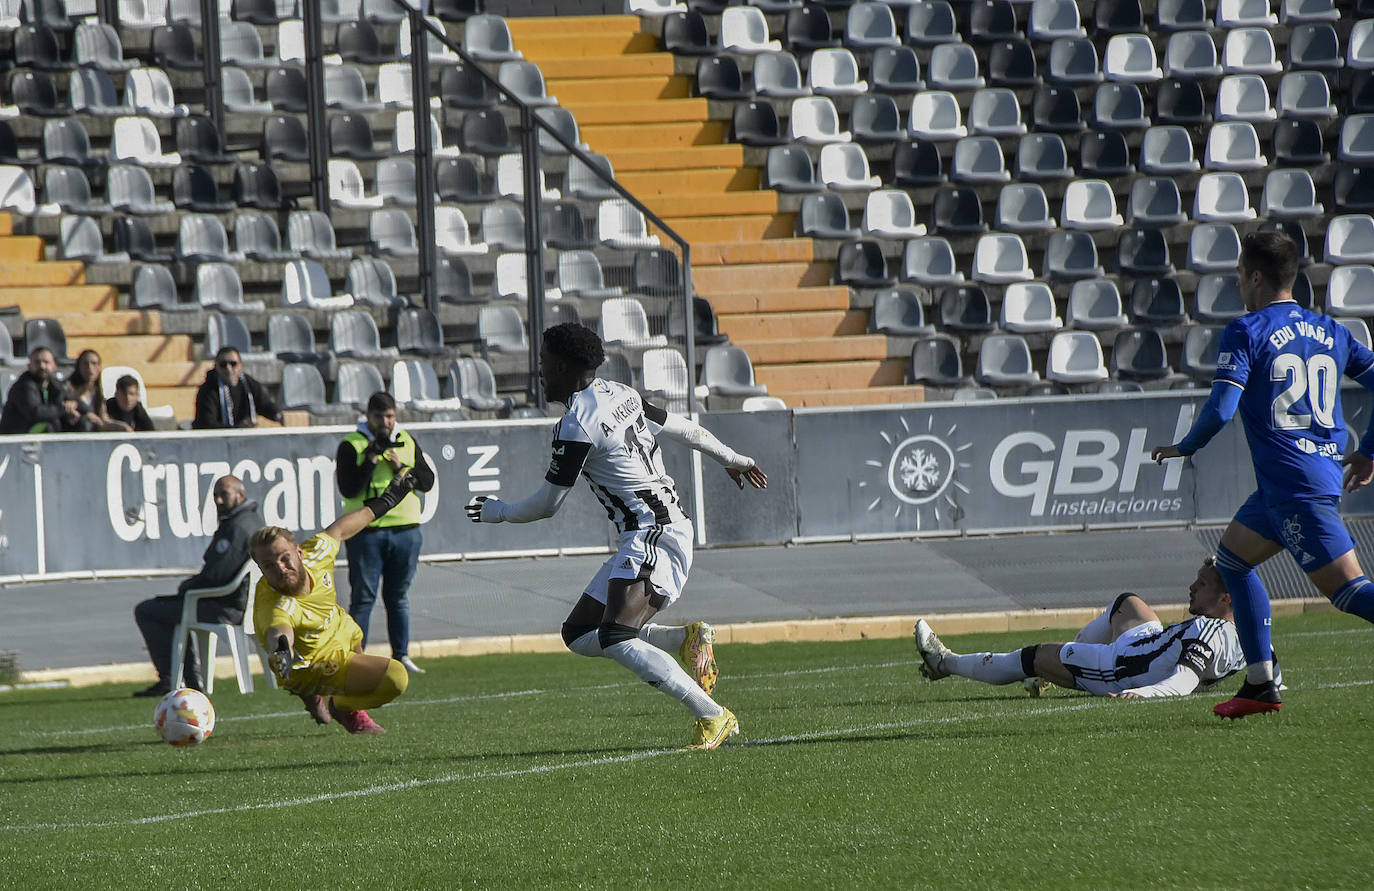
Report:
250,469,418,734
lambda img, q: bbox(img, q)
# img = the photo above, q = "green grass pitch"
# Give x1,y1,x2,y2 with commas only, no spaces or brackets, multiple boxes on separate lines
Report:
2,612,1371,888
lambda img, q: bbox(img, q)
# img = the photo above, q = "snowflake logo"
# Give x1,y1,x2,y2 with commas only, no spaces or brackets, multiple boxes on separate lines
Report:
899,449,942,494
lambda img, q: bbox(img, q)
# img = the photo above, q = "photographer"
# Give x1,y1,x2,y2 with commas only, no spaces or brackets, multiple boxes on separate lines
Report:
335,392,435,676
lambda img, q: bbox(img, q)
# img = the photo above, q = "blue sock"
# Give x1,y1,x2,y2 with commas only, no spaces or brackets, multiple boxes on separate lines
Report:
1215,545,1274,680
1330,576,1374,624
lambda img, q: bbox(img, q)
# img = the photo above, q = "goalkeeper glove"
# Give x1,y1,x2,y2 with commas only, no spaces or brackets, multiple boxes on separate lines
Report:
363,468,417,518
272,635,294,682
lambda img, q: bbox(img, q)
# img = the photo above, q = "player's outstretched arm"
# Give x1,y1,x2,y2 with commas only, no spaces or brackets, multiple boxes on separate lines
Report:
1151,380,1242,464
324,469,417,542
466,482,573,524
1115,664,1203,699
655,409,767,490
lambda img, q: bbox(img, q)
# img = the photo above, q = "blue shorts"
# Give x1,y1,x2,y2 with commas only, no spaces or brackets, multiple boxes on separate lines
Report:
1233,491,1355,571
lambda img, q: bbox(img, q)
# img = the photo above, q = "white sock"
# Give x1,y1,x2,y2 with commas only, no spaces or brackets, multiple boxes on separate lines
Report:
1246,660,1275,685
1074,611,1115,645
603,638,723,719
639,622,687,653
947,651,1027,685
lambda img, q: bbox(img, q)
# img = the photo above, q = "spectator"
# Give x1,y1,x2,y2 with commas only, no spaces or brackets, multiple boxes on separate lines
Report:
191,346,281,429
335,392,436,675
66,349,120,432
132,475,262,697
105,374,156,432
0,347,82,434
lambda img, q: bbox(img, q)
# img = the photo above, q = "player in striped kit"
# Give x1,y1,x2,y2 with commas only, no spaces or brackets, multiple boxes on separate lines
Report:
1152,231,1374,718
466,323,767,750
914,557,1247,699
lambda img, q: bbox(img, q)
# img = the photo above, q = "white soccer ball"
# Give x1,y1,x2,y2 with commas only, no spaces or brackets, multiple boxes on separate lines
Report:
153,688,216,747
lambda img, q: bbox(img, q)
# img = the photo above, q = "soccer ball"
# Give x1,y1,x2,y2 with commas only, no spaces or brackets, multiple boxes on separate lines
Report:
153,688,216,747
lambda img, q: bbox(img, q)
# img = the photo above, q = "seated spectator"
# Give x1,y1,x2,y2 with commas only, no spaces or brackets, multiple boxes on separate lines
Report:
192,347,282,429
105,374,156,432
0,347,82,434
66,349,122,432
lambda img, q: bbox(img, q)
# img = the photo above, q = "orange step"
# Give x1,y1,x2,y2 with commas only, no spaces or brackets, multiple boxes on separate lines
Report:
772,386,925,407
67,334,196,365
718,310,869,339
616,167,761,195
605,144,746,172
708,287,851,314
563,98,710,125
128,360,213,388
734,336,891,364
581,120,724,149
146,386,198,418
693,261,832,293
0,214,14,236
0,236,44,262
536,55,675,79
754,359,910,391
641,193,779,218
663,215,795,241
550,77,693,102
0,285,117,312
513,33,658,57
506,14,641,35
693,239,816,265
0,262,86,287
48,310,163,337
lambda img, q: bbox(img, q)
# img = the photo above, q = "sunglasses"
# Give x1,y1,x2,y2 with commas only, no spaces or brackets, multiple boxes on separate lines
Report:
217,360,241,369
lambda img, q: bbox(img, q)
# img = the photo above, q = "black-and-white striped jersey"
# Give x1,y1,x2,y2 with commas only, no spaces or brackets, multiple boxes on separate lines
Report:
545,379,689,533
1063,615,1244,695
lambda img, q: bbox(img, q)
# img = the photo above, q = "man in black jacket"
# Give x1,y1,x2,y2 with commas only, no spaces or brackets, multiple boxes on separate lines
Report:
0,347,82,434
191,347,282,429
133,475,263,696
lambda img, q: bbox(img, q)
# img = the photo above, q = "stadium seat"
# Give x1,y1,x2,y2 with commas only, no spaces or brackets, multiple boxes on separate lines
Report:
972,233,1033,283
870,288,934,337
41,119,100,168
1094,0,1144,34
928,43,985,91
1218,0,1276,26
1139,126,1199,175
938,285,994,333
1047,37,1102,86
344,257,404,308
1341,116,1374,165
892,139,946,186
808,48,867,96
1261,169,1323,220
844,2,899,49
439,63,495,110
871,46,924,93
1336,317,1373,348
336,20,389,65
262,114,310,162
1031,85,1085,132
902,237,964,286
15,23,65,71
176,214,237,263
1327,265,1374,316
720,7,781,53
1222,28,1282,75
1128,277,1187,325
335,360,388,409
817,143,881,190
280,363,329,412
1288,22,1343,71
462,14,522,61
662,11,714,55
0,167,58,217
232,161,285,211
967,0,1021,44
597,200,661,250
395,308,451,359
196,263,264,313
1112,328,1172,380
1334,166,1374,213
1273,119,1328,166
909,335,965,386
930,187,986,234
58,215,126,265
110,116,180,167
995,183,1055,232
1154,78,1209,126
107,164,173,214
329,113,385,160
1194,172,1257,223
862,189,926,239
1092,83,1150,130
1117,229,1173,276
1213,74,1275,123
1067,279,1128,330
481,202,526,252
70,67,133,116
115,216,171,262
1104,34,1162,83
437,157,497,203
173,164,234,213
908,91,967,140
1188,223,1242,272
1204,122,1267,170
1281,0,1338,22
834,239,892,287
696,56,747,100
459,109,517,156
977,335,1040,387
641,348,691,412
1126,176,1187,227
987,40,1040,88
1029,0,1085,40
176,115,232,164
329,310,392,358
220,20,273,68
122,0,169,28
1061,179,1123,230
732,101,785,146
952,136,1011,184
1014,133,1073,181
127,67,186,119
544,202,592,251
558,251,622,300
1350,19,1374,70
131,263,181,310
495,153,558,201
1194,273,1245,321
1180,325,1224,382
600,297,667,348
285,261,355,311
432,207,487,257
9,70,68,117
1047,332,1108,384
1000,281,1062,332
234,212,294,262
449,357,512,415
74,23,137,72
1156,0,1212,30
789,96,852,144
905,2,958,47
785,4,836,52
1044,230,1104,280
369,209,420,258
328,159,383,210
632,249,684,297
1276,71,1335,119
1163,31,1222,79
969,89,1026,137
702,346,768,399
851,95,905,143
436,257,478,305
764,146,820,193
754,51,810,98
391,359,464,412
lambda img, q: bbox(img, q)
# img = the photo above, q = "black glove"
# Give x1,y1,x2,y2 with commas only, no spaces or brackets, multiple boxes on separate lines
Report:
363,468,417,518
272,635,294,682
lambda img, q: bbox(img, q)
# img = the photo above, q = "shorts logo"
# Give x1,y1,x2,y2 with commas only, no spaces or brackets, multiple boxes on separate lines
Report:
1282,515,1305,549
1299,550,1316,566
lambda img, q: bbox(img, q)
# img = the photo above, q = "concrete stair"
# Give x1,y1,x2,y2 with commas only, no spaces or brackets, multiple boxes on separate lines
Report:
509,16,923,409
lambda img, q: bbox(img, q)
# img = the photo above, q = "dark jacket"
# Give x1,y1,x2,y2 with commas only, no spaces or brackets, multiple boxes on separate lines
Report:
191,369,282,429
0,371,76,434
184,499,263,611
106,396,156,432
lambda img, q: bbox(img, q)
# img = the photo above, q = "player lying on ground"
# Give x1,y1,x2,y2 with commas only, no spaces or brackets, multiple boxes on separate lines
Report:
1152,231,1374,719
466,323,767,751
913,558,1278,699
250,470,418,734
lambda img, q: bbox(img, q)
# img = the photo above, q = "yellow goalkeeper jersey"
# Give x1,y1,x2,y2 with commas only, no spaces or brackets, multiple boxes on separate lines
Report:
253,533,361,674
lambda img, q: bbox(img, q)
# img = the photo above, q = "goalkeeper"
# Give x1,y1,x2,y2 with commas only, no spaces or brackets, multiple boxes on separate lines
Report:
250,470,418,734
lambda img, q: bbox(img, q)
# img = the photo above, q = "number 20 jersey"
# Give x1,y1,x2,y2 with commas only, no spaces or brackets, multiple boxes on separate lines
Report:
1215,302,1374,500
545,379,689,533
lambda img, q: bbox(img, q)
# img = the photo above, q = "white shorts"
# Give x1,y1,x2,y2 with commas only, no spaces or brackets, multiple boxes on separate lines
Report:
584,521,694,607
1059,621,1170,696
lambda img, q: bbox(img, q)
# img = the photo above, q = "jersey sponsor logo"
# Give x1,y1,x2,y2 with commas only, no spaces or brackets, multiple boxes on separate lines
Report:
1216,351,1236,371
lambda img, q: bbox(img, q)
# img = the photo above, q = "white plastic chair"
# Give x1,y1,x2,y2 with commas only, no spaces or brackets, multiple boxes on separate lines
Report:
1350,19,1374,70
720,7,781,54
462,14,523,62
1338,317,1373,348
953,136,1011,184
127,67,189,118
391,360,463,411
995,183,1055,232
110,116,181,167
1067,279,1128,331
754,52,810,98
495,153,560,200
1194,172,1257,222
1262,169,1323,219
392,110,461,157
1276,71,1336,119
492,252,562,302
596,200,661,249
1216,75,1276,122
1028,0,1085,40
1339,115,1374,164
788,96,852,144
1203,122,1267,171
1139,125,1200,174
0,167,60,216
928,42,985,90
1327,265,1374,316
817,143,881,190
902,237,965,286
169,561,277,695
1103,34,1163,82
1163,31,1222,79
283,259,355,309
1281,0,1338,22
1221,27,1282,74
1001,282,1064,334
908,91,967,140
1046,331,1108,383
972,233,1033,284
1188,223,1242,272
862,189,927,238
1326,215,1374,264
119,0,169,28
377,62,417,109
600,297,668,347
435,206,489,256
1219,0,1277,26
808,48,868,96
1061,179,1123,230
968,89,1026,137
328,158,384,209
